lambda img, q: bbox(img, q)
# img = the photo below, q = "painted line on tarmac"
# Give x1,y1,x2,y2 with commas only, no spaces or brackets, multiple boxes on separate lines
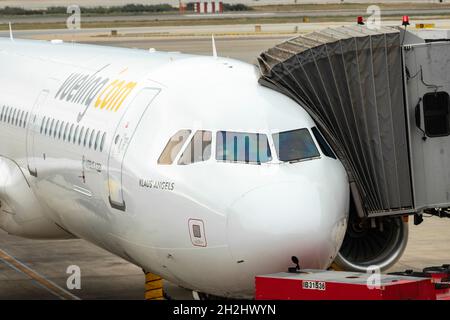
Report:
0,248,80,300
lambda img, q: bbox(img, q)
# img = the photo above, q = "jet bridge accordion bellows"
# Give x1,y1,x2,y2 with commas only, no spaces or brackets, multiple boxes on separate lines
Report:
258,26,413,216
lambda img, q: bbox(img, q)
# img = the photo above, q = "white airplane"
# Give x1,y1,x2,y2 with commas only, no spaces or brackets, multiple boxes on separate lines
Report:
0,37,350,299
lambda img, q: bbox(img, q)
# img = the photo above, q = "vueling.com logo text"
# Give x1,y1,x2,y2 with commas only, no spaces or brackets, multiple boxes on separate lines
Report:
55,71,137,121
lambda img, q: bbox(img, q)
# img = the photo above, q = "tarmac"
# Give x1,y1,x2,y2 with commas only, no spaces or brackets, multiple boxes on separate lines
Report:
1,217,449,300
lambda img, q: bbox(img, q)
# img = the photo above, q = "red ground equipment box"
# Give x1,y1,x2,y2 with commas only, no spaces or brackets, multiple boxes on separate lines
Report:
390,265,450,300
255,270,437,300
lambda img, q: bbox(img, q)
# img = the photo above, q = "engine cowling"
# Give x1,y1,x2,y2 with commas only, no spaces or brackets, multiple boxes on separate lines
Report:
333,215,408,272
0,157,74,239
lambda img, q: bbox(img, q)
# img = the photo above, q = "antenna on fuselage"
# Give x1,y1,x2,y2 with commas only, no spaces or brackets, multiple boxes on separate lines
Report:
211,34,217,59
9,22,14,41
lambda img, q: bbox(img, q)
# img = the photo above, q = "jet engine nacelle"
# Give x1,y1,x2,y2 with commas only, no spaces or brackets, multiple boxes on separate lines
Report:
333,212,408,272
0,157,74,239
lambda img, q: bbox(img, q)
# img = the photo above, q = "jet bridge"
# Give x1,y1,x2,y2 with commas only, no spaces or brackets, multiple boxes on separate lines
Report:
258,25,450,219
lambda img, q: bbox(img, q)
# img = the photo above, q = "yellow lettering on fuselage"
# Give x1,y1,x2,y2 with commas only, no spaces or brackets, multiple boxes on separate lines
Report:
95,80,137,112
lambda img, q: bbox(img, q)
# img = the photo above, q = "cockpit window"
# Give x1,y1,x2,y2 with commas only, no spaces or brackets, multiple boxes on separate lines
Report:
216,131,272,164
273,128,320,162
158,129,191,165
311,127,337,159
178,130,212,165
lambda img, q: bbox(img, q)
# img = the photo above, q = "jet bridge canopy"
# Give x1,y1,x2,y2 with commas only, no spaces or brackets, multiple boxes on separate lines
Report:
258,26,413,217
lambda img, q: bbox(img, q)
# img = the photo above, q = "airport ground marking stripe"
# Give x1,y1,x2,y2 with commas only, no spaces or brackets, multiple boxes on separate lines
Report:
0,248,80,300
0,256,68,299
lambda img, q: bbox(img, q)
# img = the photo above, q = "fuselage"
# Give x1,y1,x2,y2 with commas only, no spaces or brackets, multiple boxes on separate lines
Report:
0,38,349,298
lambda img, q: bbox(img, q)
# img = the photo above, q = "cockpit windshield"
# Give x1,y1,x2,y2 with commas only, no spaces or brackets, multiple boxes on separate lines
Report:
272,128,320,163
216,131,272,164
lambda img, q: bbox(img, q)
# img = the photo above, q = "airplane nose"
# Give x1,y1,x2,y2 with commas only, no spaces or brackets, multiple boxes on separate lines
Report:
227,179,348,278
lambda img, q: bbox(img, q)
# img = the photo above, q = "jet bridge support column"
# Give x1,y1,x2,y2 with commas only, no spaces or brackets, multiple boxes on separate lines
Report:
144,272,165,300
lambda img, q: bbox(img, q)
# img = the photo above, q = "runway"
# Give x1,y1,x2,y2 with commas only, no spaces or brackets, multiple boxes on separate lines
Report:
0,0,446,9
0,30,450,300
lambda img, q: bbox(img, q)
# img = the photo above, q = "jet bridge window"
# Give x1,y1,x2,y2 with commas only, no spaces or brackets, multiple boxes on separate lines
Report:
178,130,212,165
423,91,450,137
158,129,192,165
216,131,272,164
273,128,320,163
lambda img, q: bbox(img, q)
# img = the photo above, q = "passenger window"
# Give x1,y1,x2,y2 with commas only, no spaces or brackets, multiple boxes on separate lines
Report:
40,117,46,134
273,128,320,162
94,131,101,150
89,130,95,149
54,120,60,138
49,119,55,136
69,124,74,142
15,110,20,127
58,121,63,139
311,127,336,159
100,132,106,152
7,107,11,124
216,131,272,164
44,118,49,135
63,122,69,141
84,128,90,147
12,109,17,126
15,110,20,126
158,129,192,165
423,91,450,137
78,127,85,145
74,125,79,144
178,130,212,165
6,107,11,124
19,111,24,127
23,112,28,128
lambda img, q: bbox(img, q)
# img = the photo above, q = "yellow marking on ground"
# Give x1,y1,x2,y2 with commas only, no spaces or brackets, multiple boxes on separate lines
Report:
0,249,80,300
416,23,436,29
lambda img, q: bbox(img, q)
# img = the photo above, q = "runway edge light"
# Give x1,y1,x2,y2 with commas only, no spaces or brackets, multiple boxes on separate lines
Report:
403,15,410,26
357,16,364,25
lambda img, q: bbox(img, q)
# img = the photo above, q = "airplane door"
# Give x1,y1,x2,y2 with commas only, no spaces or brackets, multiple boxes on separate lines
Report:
108,88,160,211
26,90,49,177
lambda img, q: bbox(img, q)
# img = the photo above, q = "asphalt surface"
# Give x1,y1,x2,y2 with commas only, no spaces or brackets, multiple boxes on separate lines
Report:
0,30,450,300
3,7,450,25
1,218,449,300
0,0,441,9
